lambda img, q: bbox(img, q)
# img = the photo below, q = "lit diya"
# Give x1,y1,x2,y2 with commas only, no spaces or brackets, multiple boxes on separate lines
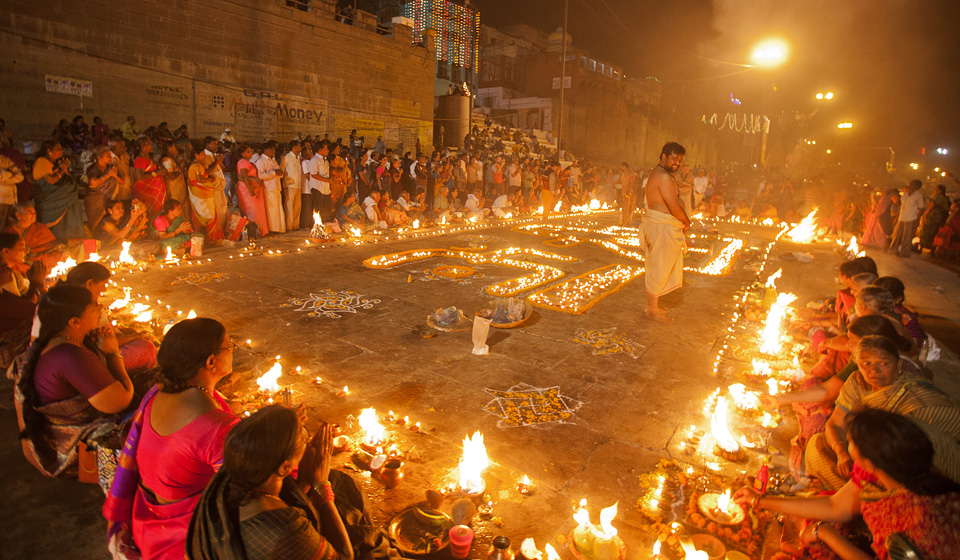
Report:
696,489,745,525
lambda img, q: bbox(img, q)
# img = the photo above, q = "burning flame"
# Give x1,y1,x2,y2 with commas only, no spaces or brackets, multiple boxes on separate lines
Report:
847,236,865,257
350,226,363,237
767,378,779,395
711,396,741,453
651,539,662,557
716,489,734,515
441,214,447,225
589,199,601,210
503,212,513,219
187,309,197,319
761,411,778,428
574,498,591,527
129,303,150,315
522,474,531,485
109,287,132,309
598,502,618,537
787,208,819,243
165,246,177,262
752,359,772,377
458,431,489,494
87,253,101,262
544,544,560,560
257,361,282,393
759,292,798,355
536,206,544,214
358,408,387,446
520,539,543,560
728,383,760,410
412,219,420,228
765,268,782,289
553,201,562,212
469,215,478,223
133,309,153,322
48,257,77,278
312,212,323,226
118,241,136,264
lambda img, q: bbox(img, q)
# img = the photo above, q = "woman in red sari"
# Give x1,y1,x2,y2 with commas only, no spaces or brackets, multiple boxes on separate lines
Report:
736,408,960,560
132,138,168,216
187,152,225,241
103,318,239,560
236,143,269,236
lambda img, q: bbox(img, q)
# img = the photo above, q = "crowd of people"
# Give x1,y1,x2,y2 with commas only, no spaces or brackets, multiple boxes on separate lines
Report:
4,115,960,560
727,253,960,559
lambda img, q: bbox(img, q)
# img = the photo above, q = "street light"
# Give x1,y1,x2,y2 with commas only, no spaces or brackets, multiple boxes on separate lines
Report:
837,122,853,129
937,147,949,155
751,38,789,67
815,91,834,100
909,162,919,170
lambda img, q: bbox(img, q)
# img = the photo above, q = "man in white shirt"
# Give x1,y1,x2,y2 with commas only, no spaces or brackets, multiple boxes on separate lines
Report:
693,169,709,208
465,188,490,219
281,140,302,230
299,143,318,229
219,128,236,146
492,189,517,217
507,157,521,190
362,191,386,228
301,142,331,223
255,141,285,233
889,179,925,257
397,191,424,221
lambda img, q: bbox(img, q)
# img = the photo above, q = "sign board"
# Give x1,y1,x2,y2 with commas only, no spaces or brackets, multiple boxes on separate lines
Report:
195,83,327,140
391,98,420,118
551,76,572,90
45,75,93,97
355,119,384,140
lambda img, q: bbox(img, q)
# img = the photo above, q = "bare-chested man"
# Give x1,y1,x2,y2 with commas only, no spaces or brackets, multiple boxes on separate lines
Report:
642,142,691,323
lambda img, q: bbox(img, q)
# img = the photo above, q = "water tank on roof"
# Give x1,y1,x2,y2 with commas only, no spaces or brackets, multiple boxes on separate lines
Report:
547,26,572,52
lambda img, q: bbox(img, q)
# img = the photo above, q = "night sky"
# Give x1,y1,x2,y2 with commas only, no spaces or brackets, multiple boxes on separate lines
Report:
478,0,960,173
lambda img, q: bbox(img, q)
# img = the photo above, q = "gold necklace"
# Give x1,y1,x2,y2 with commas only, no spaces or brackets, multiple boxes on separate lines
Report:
56,333,84,346
188,385,218,401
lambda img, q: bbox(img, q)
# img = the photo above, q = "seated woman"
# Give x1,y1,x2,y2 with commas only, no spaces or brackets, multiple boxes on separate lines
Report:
850,286,916,353
377,191,408,226
62,262,157,374
3,203,64,271
12,284,133,477
805,335,960,490
767,316,913,476
31,140,85,243
98,198,159,258
103,318,239,560
1,233,44,367
188,405,354,560
736,408,960,560
150,199,193,255
933,197,960,257
873,276,926,349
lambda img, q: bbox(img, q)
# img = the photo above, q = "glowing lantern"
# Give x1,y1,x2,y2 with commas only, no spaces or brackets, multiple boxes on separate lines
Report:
458,431,488,494
257,361,282,393
358,408,387,447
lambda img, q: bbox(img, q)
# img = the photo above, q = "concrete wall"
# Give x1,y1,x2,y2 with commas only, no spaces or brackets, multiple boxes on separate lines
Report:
0,0,435,148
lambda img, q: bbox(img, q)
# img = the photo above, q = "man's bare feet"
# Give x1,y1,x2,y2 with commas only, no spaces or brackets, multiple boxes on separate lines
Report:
645,308,674,324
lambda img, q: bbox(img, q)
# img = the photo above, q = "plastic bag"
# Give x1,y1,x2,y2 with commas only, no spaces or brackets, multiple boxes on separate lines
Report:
472,316,492,355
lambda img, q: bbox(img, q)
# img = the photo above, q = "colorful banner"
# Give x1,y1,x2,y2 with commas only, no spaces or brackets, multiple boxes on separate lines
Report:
45,75,93,97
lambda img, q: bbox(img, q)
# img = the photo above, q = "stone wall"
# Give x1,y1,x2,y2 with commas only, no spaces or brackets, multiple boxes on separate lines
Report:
0,0,435,148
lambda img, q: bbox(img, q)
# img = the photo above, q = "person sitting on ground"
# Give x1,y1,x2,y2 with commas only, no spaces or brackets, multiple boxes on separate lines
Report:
804,335,960,490
734,199,752,219
735,408,960,560
151,199,193,255
98,199,158,257
492,189,518,218
798,257,878,337
396,190,424,222
872,276,926,349
851,286,916,353
465,188,489,219
61,262,158,374
362,190,385,229
187,405,355,560
766,316,914,477
1,233,45,366
103,318,239,560
3,203,64,271
335,192,365,231
13,284,133,477
377,191,408,226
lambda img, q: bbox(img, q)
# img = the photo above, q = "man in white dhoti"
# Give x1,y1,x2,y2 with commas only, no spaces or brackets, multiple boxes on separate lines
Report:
642,142,691,323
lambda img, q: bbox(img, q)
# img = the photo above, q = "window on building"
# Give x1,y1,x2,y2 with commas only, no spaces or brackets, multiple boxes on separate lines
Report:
285,0,310,12
438,63,449,80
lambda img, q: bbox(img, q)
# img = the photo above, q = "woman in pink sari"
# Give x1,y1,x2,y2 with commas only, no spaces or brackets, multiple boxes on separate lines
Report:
103,318,238,560
132,138,168,216
236,143,268,236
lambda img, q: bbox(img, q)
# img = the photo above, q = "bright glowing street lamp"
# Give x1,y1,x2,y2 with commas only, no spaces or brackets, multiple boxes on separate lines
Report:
815,91,835,101
937,147,949,155
837,122,853,129
751,38,789,67
909,162,919,170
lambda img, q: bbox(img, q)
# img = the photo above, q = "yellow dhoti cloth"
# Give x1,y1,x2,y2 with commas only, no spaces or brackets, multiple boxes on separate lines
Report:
642,209,685,297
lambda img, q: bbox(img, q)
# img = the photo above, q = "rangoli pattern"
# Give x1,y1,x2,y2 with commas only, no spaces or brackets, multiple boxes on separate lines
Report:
482,383,583,427
283,289,382,318
574,327,646,358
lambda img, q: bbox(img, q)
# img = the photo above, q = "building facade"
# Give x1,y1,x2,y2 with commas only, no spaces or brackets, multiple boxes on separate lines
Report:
0,0,435,148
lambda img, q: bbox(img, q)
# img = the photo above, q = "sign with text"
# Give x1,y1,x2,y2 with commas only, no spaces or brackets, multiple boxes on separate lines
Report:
45,75,93,97
195,83,327,140
355,119,384,140
551,76,572,90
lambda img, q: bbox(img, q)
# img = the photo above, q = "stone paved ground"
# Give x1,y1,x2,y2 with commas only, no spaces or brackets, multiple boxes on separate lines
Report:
3,213,959,559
